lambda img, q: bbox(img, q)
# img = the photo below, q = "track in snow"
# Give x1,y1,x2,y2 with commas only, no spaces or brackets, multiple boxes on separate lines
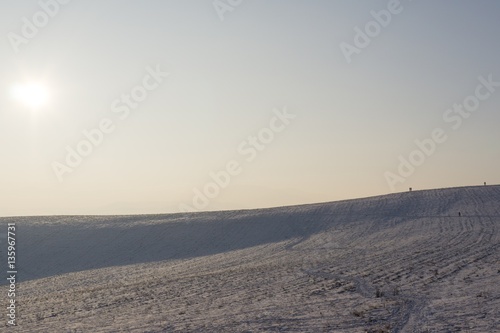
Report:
1,185,499,332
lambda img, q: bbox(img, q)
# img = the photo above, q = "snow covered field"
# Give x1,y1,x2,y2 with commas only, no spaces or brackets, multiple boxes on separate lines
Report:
1,185,499,332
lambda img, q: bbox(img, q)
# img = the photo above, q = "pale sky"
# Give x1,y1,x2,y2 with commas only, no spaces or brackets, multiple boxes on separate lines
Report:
1,0,499,216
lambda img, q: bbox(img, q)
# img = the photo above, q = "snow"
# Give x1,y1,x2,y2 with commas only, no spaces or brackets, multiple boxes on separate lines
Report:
1,185,499,332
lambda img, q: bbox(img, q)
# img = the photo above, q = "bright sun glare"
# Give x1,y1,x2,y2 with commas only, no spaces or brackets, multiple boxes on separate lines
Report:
11,82,50,109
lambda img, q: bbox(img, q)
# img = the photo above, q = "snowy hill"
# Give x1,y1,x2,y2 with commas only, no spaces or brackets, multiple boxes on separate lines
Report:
1,185,499,332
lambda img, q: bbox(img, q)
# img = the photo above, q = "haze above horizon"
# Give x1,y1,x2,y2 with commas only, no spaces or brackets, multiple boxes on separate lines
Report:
1,0,499,216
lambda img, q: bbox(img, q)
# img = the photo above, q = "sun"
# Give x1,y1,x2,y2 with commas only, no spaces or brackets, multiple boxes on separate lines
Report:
11,82,50,109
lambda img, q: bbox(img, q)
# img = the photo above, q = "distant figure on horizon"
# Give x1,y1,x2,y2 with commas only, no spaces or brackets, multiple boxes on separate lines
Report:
409,187,412,192
458,212,461,217
484,182,487,186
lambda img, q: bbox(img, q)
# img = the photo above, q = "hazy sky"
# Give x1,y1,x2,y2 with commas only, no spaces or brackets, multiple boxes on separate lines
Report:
1,0,499,216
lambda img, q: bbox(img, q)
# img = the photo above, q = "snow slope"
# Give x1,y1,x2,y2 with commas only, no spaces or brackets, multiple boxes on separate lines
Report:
1,185,499,332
